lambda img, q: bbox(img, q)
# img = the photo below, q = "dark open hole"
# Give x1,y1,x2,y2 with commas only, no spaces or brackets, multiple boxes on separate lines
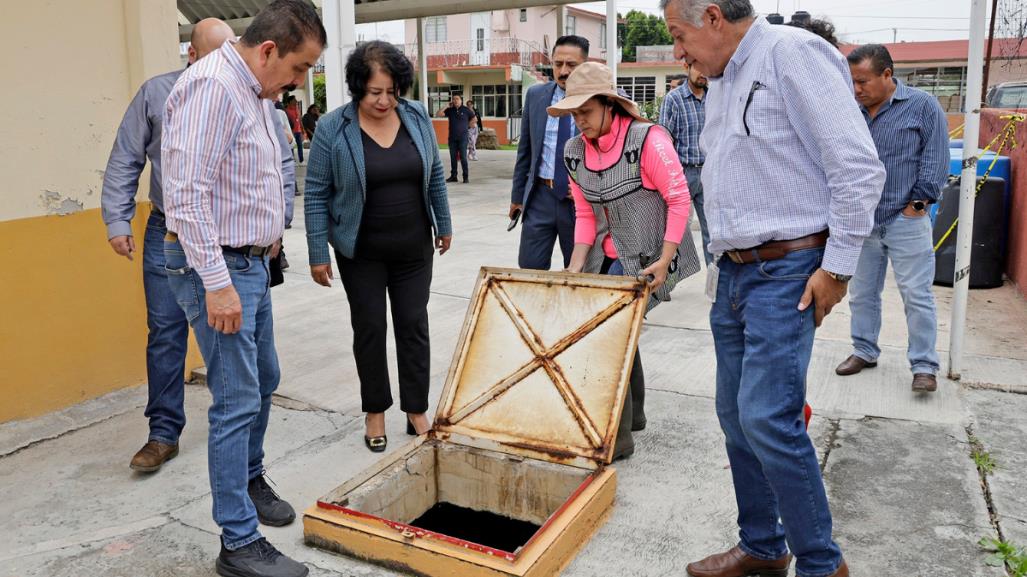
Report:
409,502,542,553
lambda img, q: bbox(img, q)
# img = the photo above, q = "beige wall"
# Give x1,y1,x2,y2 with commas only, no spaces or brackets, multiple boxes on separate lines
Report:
0,0,197,423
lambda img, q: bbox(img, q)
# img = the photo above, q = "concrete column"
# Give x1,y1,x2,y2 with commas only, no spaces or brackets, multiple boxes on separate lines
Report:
607,0,618,78
417,17,429,113
556,6,564,40
323,0,356,110
122,0,179,89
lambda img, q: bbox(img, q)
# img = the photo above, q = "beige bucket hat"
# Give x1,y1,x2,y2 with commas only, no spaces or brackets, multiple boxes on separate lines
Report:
547,61,646,122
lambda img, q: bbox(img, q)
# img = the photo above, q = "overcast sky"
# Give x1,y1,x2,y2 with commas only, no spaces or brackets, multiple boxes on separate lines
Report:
356,0,982,47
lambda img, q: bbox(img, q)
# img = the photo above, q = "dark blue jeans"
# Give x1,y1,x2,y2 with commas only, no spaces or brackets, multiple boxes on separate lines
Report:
142,211,190,445
165,239,280,550
710,248,843,577
448,136,468,179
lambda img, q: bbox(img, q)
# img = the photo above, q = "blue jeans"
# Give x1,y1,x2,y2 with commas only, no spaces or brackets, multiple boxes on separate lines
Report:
849,214,940,375
684,166,712,265
142,212,190,445
164,239,280,550
710,248,843,577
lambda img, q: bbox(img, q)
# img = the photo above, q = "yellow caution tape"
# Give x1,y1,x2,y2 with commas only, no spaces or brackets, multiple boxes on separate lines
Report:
934,113,1024,252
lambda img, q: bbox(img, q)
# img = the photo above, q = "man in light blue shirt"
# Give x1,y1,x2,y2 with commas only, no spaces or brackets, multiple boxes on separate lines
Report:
101,18,294,475
510,36,588,270
662,2,885,576
836,44,949,393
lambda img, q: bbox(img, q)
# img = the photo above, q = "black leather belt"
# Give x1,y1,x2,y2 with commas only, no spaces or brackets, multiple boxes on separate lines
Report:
222,244,273,257
724,231,829,265
536,177,555,189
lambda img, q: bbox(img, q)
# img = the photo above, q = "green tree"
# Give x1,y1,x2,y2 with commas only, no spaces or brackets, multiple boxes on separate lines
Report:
621,10,672,63
313,74,326,112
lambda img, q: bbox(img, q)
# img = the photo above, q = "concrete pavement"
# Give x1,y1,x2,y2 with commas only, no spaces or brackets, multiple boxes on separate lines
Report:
2,149,1025,576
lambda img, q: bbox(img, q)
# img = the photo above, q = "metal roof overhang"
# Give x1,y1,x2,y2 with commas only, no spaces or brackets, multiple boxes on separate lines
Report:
179,0,583,40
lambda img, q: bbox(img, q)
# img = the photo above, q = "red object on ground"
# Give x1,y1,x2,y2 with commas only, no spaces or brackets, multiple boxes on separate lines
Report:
804,403,812,429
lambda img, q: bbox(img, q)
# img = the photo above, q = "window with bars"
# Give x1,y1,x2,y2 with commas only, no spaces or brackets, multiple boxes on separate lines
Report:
429,85,463,116
470,84,524,118
897,66,966,111
520,8,527,22
600,24,607,49
426,17,447,43
617,76,657,104
565,15,576,36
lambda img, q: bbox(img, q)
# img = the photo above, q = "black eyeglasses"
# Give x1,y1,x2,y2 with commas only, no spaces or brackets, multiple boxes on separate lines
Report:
743,80,767,136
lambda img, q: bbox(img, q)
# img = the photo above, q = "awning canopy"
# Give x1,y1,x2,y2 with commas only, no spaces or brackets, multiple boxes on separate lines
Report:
177,0,583,40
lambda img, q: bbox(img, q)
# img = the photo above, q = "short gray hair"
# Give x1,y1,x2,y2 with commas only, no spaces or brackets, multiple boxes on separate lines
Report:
658,0,754,26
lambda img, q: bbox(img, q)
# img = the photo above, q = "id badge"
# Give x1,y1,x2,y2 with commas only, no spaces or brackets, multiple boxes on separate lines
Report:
705,257,720,303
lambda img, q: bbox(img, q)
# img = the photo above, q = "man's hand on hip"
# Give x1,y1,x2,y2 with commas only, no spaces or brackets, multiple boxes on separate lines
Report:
206,285,242,334
798,269,848,327
109,235,136,261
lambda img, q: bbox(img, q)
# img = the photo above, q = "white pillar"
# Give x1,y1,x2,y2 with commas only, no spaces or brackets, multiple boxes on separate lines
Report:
607,0,618,78
418,17,429,113
323,0,356,110
556,6,564,41
949,0,989,380
307,67,315,109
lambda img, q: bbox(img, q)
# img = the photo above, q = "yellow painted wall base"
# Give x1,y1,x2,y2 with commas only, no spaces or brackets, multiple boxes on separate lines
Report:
0,204,203,423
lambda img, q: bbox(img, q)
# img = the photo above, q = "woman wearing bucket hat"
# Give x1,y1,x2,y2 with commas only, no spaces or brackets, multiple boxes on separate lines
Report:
554,62,702,460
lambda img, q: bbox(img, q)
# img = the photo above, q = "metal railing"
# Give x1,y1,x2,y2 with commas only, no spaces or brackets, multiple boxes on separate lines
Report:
402,38,549,69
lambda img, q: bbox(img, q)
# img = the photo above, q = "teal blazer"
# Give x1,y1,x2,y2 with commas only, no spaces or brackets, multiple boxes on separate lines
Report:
304,99,452,265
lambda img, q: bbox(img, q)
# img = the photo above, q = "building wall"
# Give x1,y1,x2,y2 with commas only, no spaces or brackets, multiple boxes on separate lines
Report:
979,108,1027,298
0,0,202,423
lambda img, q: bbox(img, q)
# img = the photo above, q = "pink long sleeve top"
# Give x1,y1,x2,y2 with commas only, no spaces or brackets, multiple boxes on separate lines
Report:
569,115,691,259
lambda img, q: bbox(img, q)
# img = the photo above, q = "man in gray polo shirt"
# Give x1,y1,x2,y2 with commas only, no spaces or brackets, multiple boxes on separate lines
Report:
101,18,295,474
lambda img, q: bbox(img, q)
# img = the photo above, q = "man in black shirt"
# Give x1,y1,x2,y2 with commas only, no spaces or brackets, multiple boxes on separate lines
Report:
440,95,475,183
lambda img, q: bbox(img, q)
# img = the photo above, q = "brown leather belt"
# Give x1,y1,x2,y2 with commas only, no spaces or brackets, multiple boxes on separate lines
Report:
536,177,555,189
724,231,829,265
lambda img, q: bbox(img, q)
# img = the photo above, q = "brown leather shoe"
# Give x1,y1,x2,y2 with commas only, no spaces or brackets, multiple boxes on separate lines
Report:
827,560,849,576
129,440,179,473
912,373,937,392
686,546,791,577
835,354,877,376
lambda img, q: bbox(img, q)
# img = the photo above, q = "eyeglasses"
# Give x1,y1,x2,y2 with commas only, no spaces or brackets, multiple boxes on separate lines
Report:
743,80,767,136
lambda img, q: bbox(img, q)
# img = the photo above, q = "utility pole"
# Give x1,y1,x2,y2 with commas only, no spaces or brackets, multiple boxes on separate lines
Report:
981,0,999,103
892,27,897,43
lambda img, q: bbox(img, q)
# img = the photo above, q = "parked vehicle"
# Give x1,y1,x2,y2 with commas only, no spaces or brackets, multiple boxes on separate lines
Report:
985,81,1027,109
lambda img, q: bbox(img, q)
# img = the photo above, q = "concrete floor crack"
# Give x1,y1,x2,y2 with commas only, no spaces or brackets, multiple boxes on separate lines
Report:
0,403,145,460
965,424,1006,544
819,419,842,474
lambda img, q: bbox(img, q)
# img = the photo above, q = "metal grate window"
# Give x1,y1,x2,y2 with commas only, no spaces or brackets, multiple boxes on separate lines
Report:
471,84,524,118
426,17,447,43
616,76,657,104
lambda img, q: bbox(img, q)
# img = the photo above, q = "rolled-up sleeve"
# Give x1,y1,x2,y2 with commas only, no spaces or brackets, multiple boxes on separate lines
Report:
161,77,243,291
778,39,885,275
102,84,150,239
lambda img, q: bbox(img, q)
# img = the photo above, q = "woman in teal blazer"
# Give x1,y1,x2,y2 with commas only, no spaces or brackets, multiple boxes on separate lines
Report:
305,41,452,452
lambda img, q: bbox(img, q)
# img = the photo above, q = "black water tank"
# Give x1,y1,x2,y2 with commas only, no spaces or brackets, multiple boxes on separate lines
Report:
790,11,812,26
933,176,1007,288
766,13,785,24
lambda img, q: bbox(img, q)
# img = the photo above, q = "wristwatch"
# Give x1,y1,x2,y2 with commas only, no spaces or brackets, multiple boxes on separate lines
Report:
911,200,928,212
825,271,852,283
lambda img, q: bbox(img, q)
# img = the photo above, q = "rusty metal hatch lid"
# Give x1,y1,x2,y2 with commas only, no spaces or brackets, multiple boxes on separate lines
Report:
434,267,649,470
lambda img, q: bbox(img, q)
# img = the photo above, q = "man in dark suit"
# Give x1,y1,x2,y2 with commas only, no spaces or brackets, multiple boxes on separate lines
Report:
510,35,589,269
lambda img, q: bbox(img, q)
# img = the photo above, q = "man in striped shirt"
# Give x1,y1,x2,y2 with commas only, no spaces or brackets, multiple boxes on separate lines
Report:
835,45,949,393
161,2,324,576
663,1,884,576
659,63,711,264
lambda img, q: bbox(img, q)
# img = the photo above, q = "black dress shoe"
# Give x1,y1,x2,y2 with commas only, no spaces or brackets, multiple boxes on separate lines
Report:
364,435,387,452
216,537,308,577
247,474,296,527
835,354,877,376
446,176,458,183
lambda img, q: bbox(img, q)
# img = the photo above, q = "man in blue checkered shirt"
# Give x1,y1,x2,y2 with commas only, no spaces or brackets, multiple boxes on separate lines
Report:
660,63,711,264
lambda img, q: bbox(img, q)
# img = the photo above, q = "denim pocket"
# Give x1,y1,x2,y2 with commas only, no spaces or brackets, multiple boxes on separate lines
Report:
757,249,821,281
163,245,200,322
224,253,254,273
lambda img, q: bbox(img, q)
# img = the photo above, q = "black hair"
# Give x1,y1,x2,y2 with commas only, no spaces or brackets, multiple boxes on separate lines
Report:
240,0,327,56
345,40,415,101
847,44,894,75
786,18,839,49
554,35,590,57
307,104,319,113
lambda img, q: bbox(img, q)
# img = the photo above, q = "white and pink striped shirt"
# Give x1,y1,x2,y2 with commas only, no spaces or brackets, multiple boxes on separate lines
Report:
162,41,285,290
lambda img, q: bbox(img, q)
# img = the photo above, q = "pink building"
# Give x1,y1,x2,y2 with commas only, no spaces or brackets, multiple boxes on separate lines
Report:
403,7,609,144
